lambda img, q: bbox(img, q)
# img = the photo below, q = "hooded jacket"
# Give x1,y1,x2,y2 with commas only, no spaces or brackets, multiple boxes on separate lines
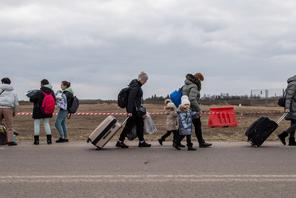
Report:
127,79,143,114
285,75,296,120
0,84,19,109
177,107,197,136
164,101,179,131
182,74,201,112
30,84,56,119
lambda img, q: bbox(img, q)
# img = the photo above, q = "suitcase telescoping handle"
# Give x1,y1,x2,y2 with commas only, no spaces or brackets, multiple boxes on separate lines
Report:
121,117,130,127
276,113,288,124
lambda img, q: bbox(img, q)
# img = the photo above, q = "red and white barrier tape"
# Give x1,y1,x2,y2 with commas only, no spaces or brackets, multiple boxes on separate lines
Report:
16,111,283,116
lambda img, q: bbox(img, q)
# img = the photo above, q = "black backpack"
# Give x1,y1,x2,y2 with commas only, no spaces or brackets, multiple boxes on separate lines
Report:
68,96,80,114
118,87,129,108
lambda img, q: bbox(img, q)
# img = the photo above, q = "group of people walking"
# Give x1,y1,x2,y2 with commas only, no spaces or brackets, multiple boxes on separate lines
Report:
0,78,75,146
116,72,212,150
1,72,296,148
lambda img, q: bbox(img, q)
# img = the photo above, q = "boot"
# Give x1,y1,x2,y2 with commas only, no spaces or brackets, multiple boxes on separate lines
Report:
289,137,296,146
139,141,151,148
278,131,288,145
34,136,39,145
47,135,52,145
179,143,186,148
158,139,163,146
173,142,181,150
187,143,197,151
116,141,129,149
199,142,212,148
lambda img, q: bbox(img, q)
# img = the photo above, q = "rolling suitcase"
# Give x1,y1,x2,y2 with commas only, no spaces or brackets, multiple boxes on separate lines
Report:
245,113,287,147
87,115,127,149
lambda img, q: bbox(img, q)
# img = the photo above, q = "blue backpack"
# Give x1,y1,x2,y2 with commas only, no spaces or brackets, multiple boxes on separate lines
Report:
169,87,183,108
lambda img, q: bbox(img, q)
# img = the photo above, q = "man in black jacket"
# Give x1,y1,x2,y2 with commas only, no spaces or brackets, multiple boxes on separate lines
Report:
116,72,151,148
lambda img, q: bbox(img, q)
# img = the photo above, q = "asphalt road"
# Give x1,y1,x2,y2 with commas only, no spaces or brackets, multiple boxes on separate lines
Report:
0,141,295,198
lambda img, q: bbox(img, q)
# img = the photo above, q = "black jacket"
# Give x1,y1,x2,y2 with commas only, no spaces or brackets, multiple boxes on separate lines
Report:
63,90,74,111
127,79,143,114
30,87,56,119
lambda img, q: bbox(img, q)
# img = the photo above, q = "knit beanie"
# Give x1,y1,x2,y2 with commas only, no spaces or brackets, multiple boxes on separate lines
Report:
181,95,190,106
166,102,176,109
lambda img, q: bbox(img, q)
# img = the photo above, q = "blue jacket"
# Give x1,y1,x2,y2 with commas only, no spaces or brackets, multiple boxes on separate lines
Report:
178,109,197,136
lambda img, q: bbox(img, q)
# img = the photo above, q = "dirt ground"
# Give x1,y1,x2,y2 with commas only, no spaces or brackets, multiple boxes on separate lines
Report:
11,103,290,142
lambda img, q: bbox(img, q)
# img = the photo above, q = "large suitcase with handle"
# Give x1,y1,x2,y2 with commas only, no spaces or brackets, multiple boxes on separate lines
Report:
245,113,287,147
87,115,127,149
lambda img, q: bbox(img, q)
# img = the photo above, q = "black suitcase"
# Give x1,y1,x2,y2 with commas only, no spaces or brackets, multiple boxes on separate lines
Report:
245,114,287,147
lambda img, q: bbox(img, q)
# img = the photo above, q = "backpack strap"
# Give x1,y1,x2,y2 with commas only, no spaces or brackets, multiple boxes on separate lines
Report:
0,90,5,96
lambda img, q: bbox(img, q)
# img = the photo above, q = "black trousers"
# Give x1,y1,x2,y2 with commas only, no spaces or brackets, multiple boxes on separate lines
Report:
119,114,144,142
192,117,205,144
287,120,296,138
178,135,193,147
160,130,178,142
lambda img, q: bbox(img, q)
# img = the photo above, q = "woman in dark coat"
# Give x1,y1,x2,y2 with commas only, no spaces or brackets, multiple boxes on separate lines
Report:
29,79,56,145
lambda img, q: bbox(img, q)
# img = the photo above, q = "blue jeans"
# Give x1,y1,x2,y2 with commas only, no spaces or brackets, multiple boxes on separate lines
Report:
55,110,68,139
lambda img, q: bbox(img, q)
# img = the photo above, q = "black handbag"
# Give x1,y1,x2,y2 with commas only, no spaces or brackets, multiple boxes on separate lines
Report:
136,106,147,117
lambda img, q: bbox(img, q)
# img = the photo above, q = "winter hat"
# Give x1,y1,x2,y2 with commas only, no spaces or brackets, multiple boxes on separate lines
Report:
194,73,204,81
164,99,171,105
181,95,190,106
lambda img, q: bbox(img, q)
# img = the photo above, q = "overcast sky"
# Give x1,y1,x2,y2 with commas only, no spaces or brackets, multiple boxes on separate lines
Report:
1,0,296,99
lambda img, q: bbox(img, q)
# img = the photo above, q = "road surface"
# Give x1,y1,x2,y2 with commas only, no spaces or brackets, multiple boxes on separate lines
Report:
0,141,295,198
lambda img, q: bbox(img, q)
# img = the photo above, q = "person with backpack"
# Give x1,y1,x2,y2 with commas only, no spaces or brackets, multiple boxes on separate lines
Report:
55,81,75,143
29,79,56,145
0,78,19,146
182,73,212,148
116,72,151,148
278,75,296,146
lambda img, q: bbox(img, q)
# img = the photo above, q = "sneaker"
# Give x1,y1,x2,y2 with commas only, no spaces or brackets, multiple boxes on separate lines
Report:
56,138,65,143
158,139,163,146
139,141,151,148
116,141,129,149
7,142,17,146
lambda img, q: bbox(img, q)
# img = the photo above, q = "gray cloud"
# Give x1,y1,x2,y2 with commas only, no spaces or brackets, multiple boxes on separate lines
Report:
1,0,296,99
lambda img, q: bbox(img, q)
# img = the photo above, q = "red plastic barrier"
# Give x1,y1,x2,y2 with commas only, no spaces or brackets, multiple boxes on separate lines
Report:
208,106,238,127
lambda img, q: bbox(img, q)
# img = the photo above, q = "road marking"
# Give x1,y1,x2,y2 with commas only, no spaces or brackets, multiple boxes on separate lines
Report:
0,175,296,183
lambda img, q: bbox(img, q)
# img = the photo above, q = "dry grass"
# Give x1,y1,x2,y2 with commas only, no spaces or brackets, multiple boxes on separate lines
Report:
12,103,290,142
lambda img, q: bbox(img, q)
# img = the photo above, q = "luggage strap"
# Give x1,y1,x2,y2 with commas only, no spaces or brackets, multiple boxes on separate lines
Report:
276,113,288,124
